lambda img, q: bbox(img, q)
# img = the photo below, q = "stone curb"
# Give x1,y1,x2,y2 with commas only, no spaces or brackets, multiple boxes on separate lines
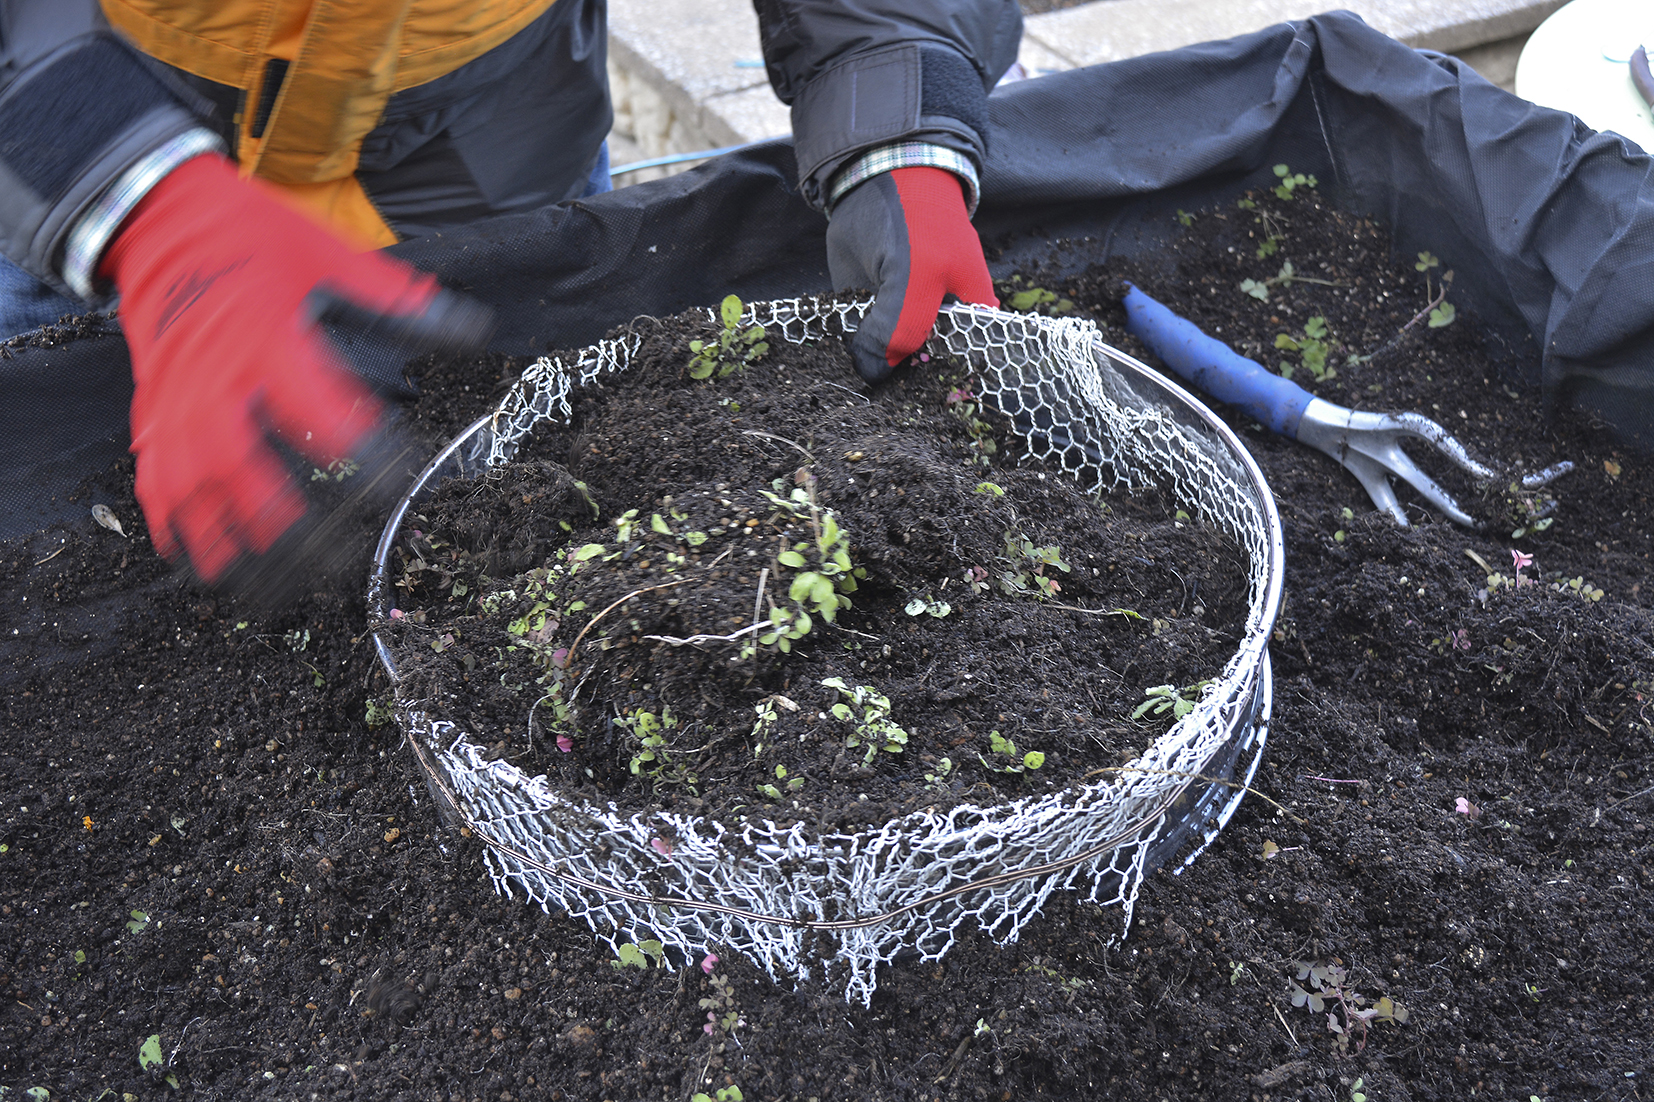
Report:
605,0,1563,180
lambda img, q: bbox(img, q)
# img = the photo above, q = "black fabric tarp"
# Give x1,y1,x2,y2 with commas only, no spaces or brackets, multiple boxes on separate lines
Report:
4,9,1652,538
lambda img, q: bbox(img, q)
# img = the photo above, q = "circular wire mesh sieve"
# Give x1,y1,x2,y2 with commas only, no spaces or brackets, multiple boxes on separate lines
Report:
370,298,1285,1004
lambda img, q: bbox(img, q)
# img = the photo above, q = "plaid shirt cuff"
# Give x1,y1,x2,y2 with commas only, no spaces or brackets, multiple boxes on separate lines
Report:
64,128,225,300
826,143,980,216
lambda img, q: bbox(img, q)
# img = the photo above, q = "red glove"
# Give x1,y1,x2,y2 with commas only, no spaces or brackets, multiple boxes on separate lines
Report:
825,165,998,382
100,154,487,583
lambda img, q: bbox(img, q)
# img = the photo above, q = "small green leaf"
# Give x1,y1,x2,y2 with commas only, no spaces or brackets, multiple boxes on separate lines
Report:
777,550,806,569
1428,302,1457,328
720,294,743,329
138,1034,165,1071
1022,751,1045,770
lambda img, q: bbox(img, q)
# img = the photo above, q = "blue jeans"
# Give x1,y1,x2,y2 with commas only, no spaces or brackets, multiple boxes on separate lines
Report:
0,141,612,341
583,140,612,196
0,254,80,339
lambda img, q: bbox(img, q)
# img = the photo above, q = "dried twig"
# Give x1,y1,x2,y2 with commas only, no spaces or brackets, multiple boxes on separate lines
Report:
1398,278,1450,335
750,567,769,672
741,430,812,460
643,622,763,648
1046,601,1144,618
564,580,684,669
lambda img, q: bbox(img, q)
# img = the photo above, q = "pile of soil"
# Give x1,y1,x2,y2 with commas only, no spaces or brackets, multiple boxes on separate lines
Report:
2,177,1651,1102
382,315,1246,829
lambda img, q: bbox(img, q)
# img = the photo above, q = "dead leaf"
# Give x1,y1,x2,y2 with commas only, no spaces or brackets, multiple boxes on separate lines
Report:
91,504,127,538
1261,840,1281,860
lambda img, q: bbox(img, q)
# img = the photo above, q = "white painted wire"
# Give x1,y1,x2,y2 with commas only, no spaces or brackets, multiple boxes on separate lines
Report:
378,297,1284,1004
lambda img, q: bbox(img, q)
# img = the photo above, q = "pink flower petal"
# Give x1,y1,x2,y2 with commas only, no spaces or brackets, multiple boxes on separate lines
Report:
556,734,573,753
1454,797,1482,820
700,953,719,974
650,837,673,857
388,608,404,620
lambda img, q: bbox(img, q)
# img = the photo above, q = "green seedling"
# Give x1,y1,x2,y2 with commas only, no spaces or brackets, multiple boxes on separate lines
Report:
1351,1077,1368,1102
125,909,150,934
1271,163,1318,200
1132,680,1212,725
309,456,360,483
1289,961,1409,1055
944,383,998,465
692,1089,744,1102
1276,315,1335,382
1239,259,1340,301
1498,481,1558,539
924,757,954,789
979,729,1045,775
650,509,709,547
612,940,665,969
1176,209,1195,227
700,971,743,1038
689,294,769,380
621,707,697,791
822,677,909,764
998,532,1070,599
364,696,394,729
758,763,805,800
904,595,952,618
137,1034,179,1088
1400,252,1457,333
1004,284,1074,315
751,478,865,655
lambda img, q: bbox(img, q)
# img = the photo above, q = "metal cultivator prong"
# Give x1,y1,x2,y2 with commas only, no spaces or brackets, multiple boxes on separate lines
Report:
1293,399,1497,528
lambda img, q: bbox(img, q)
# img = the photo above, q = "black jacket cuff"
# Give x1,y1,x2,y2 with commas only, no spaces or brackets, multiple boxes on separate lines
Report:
790,42,991,212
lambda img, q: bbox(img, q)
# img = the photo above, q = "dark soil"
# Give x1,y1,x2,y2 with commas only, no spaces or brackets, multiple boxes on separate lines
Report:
383,316,1244,830
3,180,1653,1102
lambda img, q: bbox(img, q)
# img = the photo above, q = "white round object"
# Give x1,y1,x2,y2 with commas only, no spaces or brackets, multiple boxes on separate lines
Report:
1514,0,1654,150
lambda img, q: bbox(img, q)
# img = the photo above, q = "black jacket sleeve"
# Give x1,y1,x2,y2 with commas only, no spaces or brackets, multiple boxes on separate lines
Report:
0,1,211,299
753,0,1023,210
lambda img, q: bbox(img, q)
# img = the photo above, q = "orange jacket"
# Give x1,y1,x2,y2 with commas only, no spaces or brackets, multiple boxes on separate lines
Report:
101,0,561,246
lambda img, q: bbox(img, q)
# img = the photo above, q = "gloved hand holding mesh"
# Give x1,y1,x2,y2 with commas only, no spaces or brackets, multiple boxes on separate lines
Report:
99,154,491,590
826,166,999,382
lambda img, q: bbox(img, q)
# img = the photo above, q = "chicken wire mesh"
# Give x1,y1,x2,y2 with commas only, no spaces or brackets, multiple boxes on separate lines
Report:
370,297,1285,1004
